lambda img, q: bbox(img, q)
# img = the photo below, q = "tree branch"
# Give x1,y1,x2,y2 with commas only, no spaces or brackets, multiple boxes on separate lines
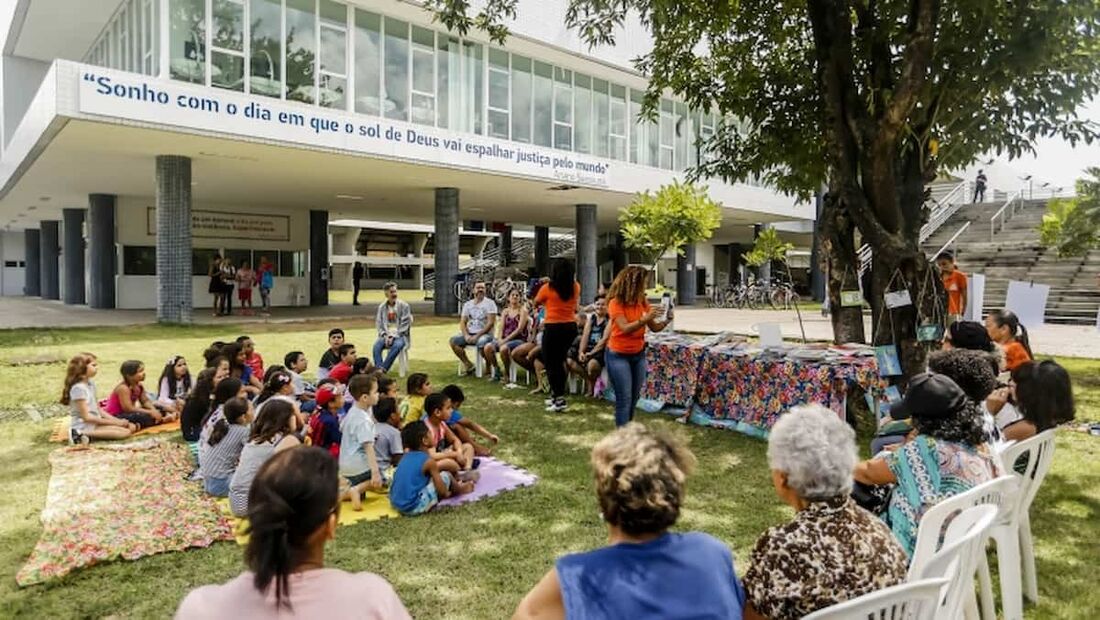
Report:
883,0,940,134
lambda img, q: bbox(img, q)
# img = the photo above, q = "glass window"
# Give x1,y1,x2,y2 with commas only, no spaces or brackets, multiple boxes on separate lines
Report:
533,61,553,147
280,251,307,277
510,55,532,143
142,0,158,75
253,250,280,275
211,0,245,91
593,78,609,157
286,0,316,104
384,18,409,121
319,1,347,109
123,246,156,275
192,249,221,276
487,48,509,139
410,26,436,125
223,249,253,271
629,89,645,164
250,0,283,98
462,41,484,134
659,99,674,170
168,0,205,84
436,36,450,127
610,84,626,161
675,102,690,171
354,10,382,114
553,67,573,150
574,74,592,154
118,6,130,72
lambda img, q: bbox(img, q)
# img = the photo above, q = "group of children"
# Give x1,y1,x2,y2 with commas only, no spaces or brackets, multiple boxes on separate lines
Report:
60,329,501,518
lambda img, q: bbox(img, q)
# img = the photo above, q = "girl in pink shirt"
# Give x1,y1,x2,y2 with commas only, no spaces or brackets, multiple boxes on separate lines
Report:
175,447,411,620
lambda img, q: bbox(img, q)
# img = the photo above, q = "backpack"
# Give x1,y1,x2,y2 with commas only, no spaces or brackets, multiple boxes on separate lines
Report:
261,268,274,289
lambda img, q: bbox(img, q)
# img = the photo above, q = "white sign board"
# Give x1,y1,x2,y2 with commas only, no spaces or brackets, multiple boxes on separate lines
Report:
1004,280,1050,328
965,273,986,322
78,67,611,188
146,208,290,241
754,323,784,348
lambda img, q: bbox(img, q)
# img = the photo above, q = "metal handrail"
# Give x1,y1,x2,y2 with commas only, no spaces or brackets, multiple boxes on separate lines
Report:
920,181,968,243
989,190,1024,242
929,221,971,262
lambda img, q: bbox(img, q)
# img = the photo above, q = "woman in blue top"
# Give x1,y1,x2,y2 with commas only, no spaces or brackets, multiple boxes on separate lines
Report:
513,423,746,620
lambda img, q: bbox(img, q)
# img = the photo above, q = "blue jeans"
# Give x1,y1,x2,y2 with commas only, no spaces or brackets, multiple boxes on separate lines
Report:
606,349,647,427
373,336,407,371
204,476,230,497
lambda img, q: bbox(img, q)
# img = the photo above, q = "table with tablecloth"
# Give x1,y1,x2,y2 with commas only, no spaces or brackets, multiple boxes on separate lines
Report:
641,334,883,438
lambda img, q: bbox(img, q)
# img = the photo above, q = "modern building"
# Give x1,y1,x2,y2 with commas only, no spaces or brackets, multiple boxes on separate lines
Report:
0,0,814,321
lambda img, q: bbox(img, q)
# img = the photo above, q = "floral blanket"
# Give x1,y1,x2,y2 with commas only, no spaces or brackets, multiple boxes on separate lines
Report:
17,440,233,586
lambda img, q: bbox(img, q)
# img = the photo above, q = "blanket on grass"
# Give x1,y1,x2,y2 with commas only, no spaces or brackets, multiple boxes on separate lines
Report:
48,418,182,443
16,440,233,586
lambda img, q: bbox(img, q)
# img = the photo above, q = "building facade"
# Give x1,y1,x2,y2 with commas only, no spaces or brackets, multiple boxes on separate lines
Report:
0,0,813,318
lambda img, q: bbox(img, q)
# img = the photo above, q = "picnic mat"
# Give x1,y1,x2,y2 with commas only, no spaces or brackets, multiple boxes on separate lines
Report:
16,440,234,586
436,457,538,509
48,417,182,443
220,490,400,546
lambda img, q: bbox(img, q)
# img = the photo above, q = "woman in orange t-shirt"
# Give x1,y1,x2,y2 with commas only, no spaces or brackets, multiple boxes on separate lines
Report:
985,309,1033,371
534,259,582,412
605,266,673,427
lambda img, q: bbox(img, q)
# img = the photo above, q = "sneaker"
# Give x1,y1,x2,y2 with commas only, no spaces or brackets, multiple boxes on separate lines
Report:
69,428,89,446
489,368,501,382
546,398,568,413
544,397,555,407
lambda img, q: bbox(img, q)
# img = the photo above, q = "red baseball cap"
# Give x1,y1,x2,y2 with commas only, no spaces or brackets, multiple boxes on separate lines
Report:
316,386,337,407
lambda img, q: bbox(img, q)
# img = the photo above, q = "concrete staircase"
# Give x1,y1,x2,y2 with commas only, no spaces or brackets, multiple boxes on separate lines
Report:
923,198,1100,325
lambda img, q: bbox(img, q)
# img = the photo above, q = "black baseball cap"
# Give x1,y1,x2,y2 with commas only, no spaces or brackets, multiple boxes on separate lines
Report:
890,373,968,421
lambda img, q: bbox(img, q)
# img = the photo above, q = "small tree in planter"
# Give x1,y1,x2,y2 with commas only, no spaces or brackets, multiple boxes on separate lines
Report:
744,227,807,342
619,181,722,288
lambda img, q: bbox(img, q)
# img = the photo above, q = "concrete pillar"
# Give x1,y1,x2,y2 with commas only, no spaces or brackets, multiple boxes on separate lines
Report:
310,209,329,306
676,244,697,306
40,220,60,300
810,192,825,302
24,229,40,296
155,155,193,323
500,225,513,267
575,204,597,304
434,188,459,316
63,208,86,305
534,225,550,277
88,194,116,309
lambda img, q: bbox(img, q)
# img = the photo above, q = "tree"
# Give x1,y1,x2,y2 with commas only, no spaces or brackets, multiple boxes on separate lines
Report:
743,227,808,342
618,181,722,271
428,0,1100,376
1040,167,1100,257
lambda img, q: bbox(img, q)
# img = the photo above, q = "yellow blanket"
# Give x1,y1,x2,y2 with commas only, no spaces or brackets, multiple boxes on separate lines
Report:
217,491,400,545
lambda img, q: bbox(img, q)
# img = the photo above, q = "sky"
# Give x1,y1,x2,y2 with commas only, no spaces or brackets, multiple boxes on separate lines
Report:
985,98,1100,192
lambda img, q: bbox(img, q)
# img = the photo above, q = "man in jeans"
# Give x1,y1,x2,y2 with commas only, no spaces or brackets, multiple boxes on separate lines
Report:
373,282,413,373
449,281,497,376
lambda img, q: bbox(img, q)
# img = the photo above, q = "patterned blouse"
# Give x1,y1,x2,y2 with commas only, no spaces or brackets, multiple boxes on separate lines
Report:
744,496,908,620
882,435,1003,556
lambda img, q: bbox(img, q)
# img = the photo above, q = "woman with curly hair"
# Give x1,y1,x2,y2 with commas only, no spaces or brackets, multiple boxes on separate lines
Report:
927,347,1001,443
513,423,746,619
605,266,673,427
854,373,1002,556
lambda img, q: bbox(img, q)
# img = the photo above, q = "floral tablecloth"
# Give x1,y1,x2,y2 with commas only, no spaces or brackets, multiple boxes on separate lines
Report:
640,336,882,438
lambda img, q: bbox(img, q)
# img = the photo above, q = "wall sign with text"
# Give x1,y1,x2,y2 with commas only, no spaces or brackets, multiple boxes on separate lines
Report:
146,207,290,242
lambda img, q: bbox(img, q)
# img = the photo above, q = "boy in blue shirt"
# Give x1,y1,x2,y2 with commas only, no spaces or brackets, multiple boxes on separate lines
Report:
389,421,474,516
441,384,500,456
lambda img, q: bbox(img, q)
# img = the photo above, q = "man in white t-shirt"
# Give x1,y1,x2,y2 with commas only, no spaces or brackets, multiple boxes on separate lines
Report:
449,280,498,376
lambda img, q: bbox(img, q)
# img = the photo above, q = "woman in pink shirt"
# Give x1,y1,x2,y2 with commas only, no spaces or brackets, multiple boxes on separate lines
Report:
175,447,410,620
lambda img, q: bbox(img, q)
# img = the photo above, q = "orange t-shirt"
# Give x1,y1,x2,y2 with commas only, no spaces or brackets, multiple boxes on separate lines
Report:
1003,340,1032,371
942,270,968,315
607,299,650,355
535,282,581,324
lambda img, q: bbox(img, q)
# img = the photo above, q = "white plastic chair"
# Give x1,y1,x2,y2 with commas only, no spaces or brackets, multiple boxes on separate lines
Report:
803,577,949,620
909,503,1000,618
396,347,409,378
457,348,485,378
979,430,1057,620
508,363,530,385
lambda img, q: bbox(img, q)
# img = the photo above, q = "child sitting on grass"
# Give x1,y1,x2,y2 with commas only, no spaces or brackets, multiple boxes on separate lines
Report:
423,392,476,472
104,360,176,428
378,374,398,401
155,355,192,414
199,397,253,497
308,385,343,458
62,353,136,444
400,373,431,426
372,398,403,481
228,399,302,517
440,384,500,456
389,421,475,516
338,374,383,511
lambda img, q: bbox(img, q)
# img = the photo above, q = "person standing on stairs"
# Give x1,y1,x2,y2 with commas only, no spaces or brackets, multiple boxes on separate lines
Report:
972,169,988,202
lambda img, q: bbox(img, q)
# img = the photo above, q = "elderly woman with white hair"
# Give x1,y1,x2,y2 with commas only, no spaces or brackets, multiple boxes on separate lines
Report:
743,405,908,620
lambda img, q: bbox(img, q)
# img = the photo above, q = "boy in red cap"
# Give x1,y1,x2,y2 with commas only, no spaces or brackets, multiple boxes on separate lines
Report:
308,385,343,458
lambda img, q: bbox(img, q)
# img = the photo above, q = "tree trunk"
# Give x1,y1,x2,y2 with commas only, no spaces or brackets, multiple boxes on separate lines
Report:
819,191,866,344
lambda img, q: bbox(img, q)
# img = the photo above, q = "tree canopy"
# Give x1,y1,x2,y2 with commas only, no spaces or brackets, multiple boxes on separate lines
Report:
1040,167,1100,257
618,181,722,270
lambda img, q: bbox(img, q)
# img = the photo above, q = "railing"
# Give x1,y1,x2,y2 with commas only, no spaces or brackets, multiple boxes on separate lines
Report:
929,221,971,262
422,232,576,292
857,180,967,277
989,190,1024,242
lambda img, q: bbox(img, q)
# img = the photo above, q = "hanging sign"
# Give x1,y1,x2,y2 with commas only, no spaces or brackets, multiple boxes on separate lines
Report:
884,289,913,309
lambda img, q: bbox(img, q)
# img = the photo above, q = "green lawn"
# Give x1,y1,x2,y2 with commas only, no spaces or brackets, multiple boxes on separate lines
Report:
0,321,1097,618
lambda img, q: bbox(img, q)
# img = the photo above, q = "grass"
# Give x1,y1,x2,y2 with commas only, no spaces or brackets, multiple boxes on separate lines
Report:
0,322,1098,618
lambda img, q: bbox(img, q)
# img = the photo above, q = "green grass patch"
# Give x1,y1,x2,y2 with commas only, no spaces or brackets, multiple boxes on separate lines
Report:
0,322,1096,618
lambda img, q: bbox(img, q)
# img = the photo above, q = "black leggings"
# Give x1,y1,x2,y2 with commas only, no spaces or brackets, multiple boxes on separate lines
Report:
542,322,578,399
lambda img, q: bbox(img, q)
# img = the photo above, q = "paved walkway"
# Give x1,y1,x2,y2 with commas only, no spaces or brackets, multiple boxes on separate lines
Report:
1,297,1097,359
